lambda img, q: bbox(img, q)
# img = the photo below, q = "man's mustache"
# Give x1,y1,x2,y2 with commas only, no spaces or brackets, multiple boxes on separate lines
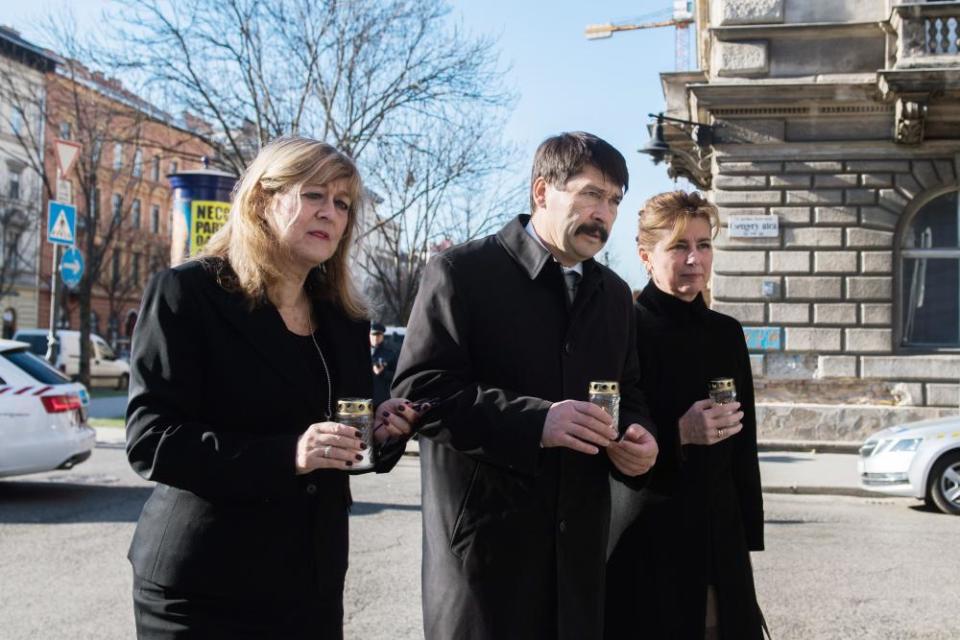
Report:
576,223,609,243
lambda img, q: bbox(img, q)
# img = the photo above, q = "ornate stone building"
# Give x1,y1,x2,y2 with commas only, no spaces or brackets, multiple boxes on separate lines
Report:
0,26,56,337
656,1,960,440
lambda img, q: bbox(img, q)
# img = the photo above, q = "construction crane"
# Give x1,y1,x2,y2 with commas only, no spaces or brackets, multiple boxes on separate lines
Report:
585,1,694,71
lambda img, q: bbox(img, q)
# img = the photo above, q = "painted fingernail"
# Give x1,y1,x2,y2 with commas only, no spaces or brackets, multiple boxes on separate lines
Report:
382,411,390,418
354,430,363,438
355,454,363,461
360,443,367,450
346,461,353,467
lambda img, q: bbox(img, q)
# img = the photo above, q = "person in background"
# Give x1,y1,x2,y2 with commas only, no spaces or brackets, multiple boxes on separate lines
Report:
370,322,398,406
605,191,765,640
393,131,658,640
125,136,420,640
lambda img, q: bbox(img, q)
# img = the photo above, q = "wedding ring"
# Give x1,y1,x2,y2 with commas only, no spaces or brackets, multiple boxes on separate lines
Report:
718,428,725,438
323,445,332,458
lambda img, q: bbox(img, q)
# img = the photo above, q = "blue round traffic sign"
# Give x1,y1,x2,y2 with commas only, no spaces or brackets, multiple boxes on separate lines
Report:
59,247,84,289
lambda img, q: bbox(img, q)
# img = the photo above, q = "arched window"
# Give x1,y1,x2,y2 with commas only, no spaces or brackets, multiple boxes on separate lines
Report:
900,189,960,348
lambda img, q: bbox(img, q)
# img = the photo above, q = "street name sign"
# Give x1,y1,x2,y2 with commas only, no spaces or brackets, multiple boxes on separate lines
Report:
729,215,779,238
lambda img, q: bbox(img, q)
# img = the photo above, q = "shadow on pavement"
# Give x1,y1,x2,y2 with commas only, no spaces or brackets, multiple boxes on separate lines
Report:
0,480,150,524
351,501,421,516
758,454,807,464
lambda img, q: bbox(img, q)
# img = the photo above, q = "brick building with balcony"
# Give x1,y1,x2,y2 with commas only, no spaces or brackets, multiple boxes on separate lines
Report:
655,1,960,440
37,59,211,353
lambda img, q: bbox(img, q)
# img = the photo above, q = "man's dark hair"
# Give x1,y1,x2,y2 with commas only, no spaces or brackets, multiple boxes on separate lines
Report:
529,132,628,212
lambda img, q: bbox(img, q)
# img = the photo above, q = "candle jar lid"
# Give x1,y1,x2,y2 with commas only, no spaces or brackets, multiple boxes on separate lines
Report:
336,398,374,415
589,381,619,395
708,378,735,392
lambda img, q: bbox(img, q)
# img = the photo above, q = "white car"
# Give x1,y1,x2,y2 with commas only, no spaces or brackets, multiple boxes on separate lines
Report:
0,339,96,478
858,416,960,515
13,329,131,389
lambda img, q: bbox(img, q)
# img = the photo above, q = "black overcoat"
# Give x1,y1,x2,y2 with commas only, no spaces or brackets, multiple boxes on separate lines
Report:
393,215,655,640
605,282,764,640
125,259,403,636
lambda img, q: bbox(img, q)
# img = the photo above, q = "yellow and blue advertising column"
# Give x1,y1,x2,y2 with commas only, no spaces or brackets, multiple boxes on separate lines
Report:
167,161,238,266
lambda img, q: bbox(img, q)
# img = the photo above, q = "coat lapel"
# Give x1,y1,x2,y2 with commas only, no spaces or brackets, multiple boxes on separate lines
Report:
196,269,320,400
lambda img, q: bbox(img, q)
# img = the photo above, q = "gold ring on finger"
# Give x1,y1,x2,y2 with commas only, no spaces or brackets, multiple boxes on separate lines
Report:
718,428,724,438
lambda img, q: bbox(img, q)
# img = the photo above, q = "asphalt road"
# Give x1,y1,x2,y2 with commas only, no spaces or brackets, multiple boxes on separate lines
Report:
1,445,957,639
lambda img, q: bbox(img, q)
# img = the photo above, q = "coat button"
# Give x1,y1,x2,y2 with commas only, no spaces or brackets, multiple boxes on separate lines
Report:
305,483,318,495
564,342,573,355
559,520,567,533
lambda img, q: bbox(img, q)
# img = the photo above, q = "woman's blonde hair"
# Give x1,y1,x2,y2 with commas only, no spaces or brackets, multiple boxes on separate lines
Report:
201,136,366,319
637,190,720,253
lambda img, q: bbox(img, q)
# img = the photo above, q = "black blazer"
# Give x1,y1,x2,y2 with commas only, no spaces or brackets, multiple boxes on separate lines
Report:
393,215,655,640
126,259,400,600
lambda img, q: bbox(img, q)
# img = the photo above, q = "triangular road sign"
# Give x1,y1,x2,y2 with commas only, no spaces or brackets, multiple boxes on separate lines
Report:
51,211,73,242
55,138,82,176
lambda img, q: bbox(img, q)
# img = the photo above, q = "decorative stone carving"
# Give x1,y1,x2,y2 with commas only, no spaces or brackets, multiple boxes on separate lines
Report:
714,40,769,77
894,98,927,145
718,0,784,26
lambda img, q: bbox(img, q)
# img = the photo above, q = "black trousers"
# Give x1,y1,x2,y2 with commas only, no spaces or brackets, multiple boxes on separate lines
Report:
133,573,344,640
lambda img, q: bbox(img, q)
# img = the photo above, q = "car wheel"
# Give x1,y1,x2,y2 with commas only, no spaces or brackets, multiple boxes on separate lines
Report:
927,451,960,516
116,373,130,391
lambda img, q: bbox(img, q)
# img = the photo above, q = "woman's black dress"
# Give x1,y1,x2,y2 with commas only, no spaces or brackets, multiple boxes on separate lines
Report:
605,281,765,640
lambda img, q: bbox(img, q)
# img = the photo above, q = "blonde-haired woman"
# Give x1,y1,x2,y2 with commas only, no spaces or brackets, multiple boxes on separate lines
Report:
605,191,765,640
126,137,420,639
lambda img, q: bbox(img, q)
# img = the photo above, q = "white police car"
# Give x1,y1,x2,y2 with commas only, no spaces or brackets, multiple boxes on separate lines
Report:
0,339,95,478
859,416,960,515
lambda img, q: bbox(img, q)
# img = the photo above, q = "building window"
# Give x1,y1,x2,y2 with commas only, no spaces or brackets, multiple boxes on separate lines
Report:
151,156,160,182
59,122,71,140
111,251,121,286
900,189,960,349
113,143,123,170
169,160,178,175
132,199,141,229
151,204,160,233
112,193,122,225
133,149,143,177
92,139,102,165
10,107,23,135
8,169,21,200
132,253,141,285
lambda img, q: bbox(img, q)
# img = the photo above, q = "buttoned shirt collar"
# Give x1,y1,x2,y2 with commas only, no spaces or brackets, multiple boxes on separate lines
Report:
524,219,583,277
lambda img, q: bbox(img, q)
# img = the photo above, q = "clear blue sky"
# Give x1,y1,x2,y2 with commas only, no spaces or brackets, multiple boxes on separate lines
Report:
2,0,690,289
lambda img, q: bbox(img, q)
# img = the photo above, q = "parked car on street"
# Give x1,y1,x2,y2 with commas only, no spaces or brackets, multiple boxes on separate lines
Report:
13,329,130,389
0,339,95,478
859,416,960,515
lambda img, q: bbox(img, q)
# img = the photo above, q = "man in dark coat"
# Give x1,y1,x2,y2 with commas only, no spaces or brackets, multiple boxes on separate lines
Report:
393,132,659,640
370,322,398,406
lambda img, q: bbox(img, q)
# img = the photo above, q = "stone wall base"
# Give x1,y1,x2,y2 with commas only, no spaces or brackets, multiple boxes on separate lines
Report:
757,402,957,442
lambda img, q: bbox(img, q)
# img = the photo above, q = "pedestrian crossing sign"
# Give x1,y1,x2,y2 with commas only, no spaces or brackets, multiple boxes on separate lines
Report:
47,201,77,246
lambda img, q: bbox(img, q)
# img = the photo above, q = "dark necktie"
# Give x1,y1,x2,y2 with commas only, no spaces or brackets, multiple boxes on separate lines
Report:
564,270,580,303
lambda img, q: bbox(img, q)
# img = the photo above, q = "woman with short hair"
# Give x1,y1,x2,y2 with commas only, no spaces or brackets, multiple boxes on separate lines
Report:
126,136,420,639
606,191,765,640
